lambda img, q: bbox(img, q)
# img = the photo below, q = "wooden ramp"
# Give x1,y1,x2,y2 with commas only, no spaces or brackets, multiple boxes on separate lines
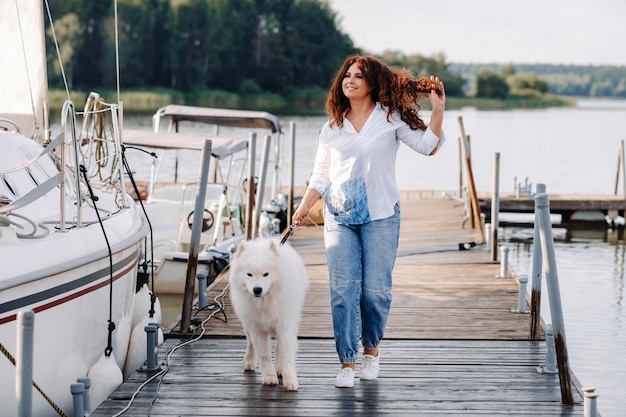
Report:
92,191,588,416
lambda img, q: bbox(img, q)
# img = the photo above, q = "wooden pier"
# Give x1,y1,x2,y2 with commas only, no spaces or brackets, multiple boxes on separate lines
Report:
92,190,589,416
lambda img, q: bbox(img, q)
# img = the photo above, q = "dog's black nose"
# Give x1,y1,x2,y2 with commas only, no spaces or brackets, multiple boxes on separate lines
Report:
253,287,263,296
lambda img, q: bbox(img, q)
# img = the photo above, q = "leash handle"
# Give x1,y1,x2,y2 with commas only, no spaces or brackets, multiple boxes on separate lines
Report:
279,223,298,245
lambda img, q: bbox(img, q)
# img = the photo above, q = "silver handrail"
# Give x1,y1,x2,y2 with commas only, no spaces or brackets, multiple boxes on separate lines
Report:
534,190,574,405
60,99,81,229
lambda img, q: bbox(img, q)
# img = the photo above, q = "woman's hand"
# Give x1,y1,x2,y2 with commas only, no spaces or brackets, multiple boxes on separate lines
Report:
428,75,445,138
292,188,322,226
429,75,445,112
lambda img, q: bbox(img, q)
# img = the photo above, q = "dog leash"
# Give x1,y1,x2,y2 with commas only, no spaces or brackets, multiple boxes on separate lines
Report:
279,223,298,246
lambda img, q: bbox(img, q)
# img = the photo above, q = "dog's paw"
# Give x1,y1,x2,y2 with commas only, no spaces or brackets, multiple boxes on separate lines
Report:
243,358,256,371
282,376,299,391
243,353,256,371
261,373,279,386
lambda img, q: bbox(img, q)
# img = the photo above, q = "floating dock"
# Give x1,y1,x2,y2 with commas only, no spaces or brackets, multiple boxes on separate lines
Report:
480,192,626,223
92,190,591,416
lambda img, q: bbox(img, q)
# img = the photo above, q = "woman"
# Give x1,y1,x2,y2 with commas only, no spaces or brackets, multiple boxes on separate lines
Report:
292,55,446,388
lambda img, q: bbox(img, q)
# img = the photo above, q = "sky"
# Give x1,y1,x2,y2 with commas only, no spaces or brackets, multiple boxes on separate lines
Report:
329,0,626,66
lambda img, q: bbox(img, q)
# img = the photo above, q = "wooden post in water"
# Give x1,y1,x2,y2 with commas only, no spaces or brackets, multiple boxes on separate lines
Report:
530,183,546,340
252,135,272,238
287,121,296,227
490,153,500,262
457,117,485,243
458,136,463,199
615,139,626,197
245,133,256,240
536,192,574,405
180,139,212,334
613,142,620,195
614,139,626,197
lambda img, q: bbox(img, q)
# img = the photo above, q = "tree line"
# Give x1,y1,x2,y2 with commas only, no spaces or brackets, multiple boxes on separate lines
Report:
450,63,626,98
47,0,359,98
46,0,624,112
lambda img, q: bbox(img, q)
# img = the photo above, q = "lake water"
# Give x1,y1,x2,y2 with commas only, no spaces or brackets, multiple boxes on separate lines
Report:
120,99,626,416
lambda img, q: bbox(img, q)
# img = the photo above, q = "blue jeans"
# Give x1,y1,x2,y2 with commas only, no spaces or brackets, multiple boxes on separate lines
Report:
324,202,400,365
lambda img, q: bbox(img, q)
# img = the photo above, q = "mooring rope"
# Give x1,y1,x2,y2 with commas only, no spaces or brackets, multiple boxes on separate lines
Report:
0,341,69,417
111,280,231,417
79,164,117,359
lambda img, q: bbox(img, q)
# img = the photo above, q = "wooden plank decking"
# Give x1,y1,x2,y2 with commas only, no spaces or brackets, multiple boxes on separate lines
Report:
92,191,588,416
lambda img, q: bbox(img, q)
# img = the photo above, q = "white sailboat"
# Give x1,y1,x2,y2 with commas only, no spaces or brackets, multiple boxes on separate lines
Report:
0,1,148,416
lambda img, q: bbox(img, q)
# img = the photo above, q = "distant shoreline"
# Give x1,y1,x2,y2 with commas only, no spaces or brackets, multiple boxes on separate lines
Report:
48,88,575,116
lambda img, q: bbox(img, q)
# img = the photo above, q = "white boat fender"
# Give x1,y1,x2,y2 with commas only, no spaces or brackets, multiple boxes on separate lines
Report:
112,313,133,370
87,352,123,410
131,283,162,329
124,315,150,379
123,317,163,379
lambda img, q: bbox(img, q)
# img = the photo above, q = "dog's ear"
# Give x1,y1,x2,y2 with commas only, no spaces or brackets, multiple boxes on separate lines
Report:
236,240,247,256
268,239,278,255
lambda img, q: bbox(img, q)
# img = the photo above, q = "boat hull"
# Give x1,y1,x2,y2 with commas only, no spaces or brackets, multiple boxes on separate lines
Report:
0,244,141,417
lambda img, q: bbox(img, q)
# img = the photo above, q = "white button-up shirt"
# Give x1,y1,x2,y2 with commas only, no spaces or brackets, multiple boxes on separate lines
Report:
308,102,445,224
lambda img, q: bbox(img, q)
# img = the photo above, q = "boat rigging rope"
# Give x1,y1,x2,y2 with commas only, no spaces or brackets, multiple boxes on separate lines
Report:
77,97,119,184
13,0,41,136
0,342,69,417
44,0,71,104
121,145,159,305
114,0,121,105
79,164,116,358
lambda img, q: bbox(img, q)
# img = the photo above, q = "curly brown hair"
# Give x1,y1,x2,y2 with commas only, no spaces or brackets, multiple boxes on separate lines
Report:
325,55,439,131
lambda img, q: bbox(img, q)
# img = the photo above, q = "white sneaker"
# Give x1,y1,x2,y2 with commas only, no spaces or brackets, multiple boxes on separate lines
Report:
334,367,355,388
360,352,379,380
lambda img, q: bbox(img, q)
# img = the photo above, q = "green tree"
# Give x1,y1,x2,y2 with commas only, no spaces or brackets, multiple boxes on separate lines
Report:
475,68,509,99
507,73,548,94
47,12,80,90
211,0,259,91
499,63,515,78
72,1,114,90
590,80,614,97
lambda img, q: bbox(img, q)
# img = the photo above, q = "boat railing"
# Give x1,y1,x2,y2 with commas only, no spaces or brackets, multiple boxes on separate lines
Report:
60,94,129,230
76,92,128,208
60,99,81,229
0,94,129,236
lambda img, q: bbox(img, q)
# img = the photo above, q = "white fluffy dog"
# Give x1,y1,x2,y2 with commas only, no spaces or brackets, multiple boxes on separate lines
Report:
229,237,309,391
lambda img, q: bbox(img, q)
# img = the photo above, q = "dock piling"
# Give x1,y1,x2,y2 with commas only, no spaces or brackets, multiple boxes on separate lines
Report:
530,184,546,339
71,382,85,417
197,270,208,310
537,324,557,374
583,387,598,417
496,246,510,278
77,377,91,416
536,193,574,404
180,139,212,333
16,310,34,417
141,324,161,372
512,274,529,313
490,153,500,261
